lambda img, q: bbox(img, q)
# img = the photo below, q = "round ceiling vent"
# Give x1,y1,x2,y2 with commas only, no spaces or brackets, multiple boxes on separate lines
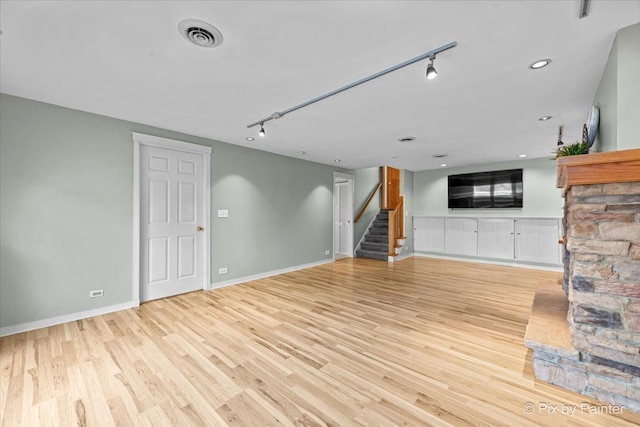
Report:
398,136,416,142
178,19,223,48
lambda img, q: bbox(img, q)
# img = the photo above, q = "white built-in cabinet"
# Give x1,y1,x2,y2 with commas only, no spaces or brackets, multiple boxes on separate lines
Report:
477,218,515,260
413,216,561,265
413,217,445,253
445,218,478,256
514,219,561,264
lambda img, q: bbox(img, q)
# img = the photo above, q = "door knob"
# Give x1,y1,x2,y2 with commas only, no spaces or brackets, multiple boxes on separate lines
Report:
197,226,204,232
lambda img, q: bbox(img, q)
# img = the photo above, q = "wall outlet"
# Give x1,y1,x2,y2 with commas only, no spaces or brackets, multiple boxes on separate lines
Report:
89,289,104,298
324,250,331,255
217,209,229,218
219,267,228,274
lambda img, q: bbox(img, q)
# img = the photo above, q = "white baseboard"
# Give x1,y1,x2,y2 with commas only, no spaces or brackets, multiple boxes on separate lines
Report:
413,252,563,272
0,259,335,338
0,300,140,338
394,252,415,262
209,259,334,290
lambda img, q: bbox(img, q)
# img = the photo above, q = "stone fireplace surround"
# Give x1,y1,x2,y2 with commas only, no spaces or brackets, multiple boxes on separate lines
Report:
525,149,640,412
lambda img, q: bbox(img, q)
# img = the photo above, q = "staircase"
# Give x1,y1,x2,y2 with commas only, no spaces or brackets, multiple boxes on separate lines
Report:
353,166,405,262
356,210,393,261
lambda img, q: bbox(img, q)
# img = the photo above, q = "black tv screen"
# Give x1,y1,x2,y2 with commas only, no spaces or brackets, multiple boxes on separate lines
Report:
448,169,523,208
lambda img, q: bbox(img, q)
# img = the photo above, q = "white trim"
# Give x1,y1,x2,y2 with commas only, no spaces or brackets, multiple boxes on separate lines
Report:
413,252,563,272
332,172,355,260
0,301,139,337
412,214,562,220
395,252,414,262
202,147,212,290
131,133,212,301
210,259,333,290
333,171,355,181
132,140,141,304
131,132,212,155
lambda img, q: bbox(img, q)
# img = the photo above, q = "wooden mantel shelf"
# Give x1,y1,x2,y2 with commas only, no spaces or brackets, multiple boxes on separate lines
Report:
557,148,640,193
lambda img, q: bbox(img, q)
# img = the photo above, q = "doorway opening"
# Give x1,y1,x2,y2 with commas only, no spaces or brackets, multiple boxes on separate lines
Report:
333,172,355,260
132,133,212,303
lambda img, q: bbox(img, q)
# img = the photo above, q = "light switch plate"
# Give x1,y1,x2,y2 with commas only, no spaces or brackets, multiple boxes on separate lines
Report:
217,209,229,218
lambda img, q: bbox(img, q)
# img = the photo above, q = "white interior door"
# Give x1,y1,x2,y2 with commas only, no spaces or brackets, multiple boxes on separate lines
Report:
337,182,351,256
140,145,204,301
333,174,354,258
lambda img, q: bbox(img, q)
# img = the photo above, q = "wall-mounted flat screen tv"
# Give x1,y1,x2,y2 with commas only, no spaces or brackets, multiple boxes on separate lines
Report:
448,169,523,208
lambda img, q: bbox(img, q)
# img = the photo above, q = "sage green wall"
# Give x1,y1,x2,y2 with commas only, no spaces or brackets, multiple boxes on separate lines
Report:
593,23,640,152
413,158,563,218
616,23,640,150
593,32,618,152
0,93,338,329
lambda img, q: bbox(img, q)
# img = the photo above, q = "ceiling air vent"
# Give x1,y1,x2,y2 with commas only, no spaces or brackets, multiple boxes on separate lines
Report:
398,136,416,142
178,19,223,48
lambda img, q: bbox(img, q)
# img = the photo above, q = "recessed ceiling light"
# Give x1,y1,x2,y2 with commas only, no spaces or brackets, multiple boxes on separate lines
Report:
297,151,306,155
529,59,551,70
538,115,553,121
518,154,528,158
440,163,448,167
245,137,255,141
398,136,416,142
433,154,447,158
334,159,341,163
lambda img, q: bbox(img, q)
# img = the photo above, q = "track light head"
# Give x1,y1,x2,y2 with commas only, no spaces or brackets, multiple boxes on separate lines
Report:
426,55,438,80
259,123,265,137
557,125,564,146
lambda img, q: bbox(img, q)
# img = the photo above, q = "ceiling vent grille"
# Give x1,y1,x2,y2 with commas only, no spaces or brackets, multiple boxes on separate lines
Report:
398,136,416,142
178,19,223,48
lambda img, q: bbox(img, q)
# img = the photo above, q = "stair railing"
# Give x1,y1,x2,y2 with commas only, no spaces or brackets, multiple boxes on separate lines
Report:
388,196,405,256
354,182,382,223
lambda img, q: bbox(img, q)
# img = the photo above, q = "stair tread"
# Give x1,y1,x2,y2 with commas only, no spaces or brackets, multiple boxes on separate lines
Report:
361,242,388,252
356,249,389,261
357,209,398,262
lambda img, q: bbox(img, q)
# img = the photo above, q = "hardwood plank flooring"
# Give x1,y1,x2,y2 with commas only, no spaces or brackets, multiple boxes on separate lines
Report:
2,257,639,426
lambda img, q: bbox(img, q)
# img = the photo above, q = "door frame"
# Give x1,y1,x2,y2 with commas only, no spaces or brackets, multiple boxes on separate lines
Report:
332,172,355,259
132,132,212,305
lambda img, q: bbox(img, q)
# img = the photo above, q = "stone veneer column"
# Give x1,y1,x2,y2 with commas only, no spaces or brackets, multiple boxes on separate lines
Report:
558,149,640,411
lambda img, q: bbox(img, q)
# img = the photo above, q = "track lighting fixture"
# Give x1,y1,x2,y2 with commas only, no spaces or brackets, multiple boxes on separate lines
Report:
557,125,564,146
247,41,457,130
426,55,438,80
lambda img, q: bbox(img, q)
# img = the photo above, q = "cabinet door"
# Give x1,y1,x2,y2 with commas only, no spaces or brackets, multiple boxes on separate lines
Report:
477,219,515,260
414,217,445,252
445,218,478,256
515,219,560,264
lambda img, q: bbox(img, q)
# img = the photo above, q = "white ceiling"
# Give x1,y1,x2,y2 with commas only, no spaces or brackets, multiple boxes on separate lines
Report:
1,1,638,171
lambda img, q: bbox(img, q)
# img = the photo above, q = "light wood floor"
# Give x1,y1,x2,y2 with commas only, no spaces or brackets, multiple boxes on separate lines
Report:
2,257,639,426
